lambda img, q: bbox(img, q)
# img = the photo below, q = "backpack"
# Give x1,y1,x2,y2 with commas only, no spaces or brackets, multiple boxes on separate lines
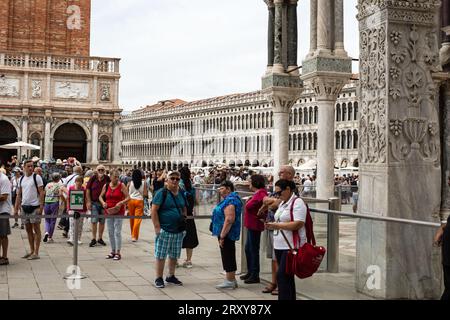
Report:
281,197,326,279
19,173,40,195
157,188,187,233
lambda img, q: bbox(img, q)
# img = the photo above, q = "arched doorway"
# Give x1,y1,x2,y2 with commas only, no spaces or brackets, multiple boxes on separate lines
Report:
0,120,18,166
53,123,87,163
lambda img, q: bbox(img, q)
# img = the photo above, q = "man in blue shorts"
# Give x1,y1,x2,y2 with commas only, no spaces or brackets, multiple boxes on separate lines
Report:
151,171,187,289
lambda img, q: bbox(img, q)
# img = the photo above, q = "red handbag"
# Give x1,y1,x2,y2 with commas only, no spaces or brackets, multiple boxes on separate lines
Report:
280,198,326,279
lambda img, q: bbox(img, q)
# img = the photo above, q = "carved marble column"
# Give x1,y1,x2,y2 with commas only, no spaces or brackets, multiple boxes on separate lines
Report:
287,0,298,73
21,110,29,159
441,0,450,68
309,0,318,56
442,0,450,43
273,0,284,73
356,1,443,299
334,0,347,56
265,0,275,73
112,117,122,164
91,114,99,165
316,0,332,54
440,81,450,228
44,111,52,161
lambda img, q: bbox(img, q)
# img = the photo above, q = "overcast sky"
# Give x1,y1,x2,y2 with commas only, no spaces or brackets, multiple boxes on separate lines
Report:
91,0,359,112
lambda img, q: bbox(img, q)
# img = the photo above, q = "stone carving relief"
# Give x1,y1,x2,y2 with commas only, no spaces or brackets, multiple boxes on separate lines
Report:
55,81,89,99
387,24,440,165
31,80,42,99
0,76,19,97
100,84,111,102
359,24,387,164
357,0,441,22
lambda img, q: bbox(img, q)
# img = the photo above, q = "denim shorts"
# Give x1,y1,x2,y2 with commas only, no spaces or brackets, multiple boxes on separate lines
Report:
91,202,105,224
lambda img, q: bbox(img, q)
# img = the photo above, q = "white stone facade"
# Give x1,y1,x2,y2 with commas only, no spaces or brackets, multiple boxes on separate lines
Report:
121,81,359,171
0,51,122,165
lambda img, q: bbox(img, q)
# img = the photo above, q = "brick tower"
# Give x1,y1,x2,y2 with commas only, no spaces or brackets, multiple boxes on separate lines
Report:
0,0,91,56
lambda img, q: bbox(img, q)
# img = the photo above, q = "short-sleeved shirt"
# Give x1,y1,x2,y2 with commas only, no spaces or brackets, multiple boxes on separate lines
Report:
20,174,44,206
45,181,63,204
153,188,186,234
86,175,111,202
0,173,12,214
273,194,307,250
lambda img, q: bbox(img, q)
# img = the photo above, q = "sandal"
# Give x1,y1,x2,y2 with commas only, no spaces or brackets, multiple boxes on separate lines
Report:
271,289,279,296
262,283,277,294
106,253,115,259
113,254,122,261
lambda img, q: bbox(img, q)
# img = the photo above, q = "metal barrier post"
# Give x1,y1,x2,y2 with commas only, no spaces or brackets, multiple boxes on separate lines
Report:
327,198,340,273
64,212,87,280
240,212,248,275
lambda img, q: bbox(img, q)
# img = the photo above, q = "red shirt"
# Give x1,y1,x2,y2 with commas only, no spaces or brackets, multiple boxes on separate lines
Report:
105,182,125,216
244,188,268,232
87,175,110,202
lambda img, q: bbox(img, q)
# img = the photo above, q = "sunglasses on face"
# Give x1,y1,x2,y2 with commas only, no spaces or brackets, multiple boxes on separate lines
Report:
274,191,282,197
170,177,180,182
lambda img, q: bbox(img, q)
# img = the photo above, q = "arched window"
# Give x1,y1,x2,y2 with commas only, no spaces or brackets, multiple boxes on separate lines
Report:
294,109,298,126
289,113,293,126
347,130,352,149
341,131,346,150
289,135,292,151
354,102,359,121
314,106,318,124
30,132,41,158
309,107,313,124
336,104,341,122
299,109,303,125
353,130,359,149
313,132,318,150
298,134,302,151
303,133,307,150
304,108,308,124
308,133,312,150
342,103,347,122
348,103,353,121
293,134,297,151
336,132,341,150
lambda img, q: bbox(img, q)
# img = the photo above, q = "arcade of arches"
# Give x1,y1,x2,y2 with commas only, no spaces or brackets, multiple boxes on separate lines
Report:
0,120,18,165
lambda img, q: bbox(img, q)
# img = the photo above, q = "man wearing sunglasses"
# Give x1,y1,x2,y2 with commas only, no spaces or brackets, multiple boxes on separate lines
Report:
151,171,187,289
86,165,110,247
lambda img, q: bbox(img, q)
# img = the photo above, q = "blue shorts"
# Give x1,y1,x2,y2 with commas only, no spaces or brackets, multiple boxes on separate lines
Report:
155,229,186,260
91,202,106,224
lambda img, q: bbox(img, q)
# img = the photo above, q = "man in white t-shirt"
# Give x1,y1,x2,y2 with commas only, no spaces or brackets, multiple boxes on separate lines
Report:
62,166,83,245
0,171,12,265
302,177,313,197
14,160,45,260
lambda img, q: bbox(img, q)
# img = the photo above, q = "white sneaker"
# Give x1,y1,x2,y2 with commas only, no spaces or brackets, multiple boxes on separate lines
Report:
215,280,238,290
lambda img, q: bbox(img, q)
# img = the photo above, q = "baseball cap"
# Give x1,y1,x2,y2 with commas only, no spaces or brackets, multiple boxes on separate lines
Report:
167,171,180,177
96,165,106,171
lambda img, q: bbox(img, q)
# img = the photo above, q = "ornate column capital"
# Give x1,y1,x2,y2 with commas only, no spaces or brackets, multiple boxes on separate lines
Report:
303,76,348,101
263,0,274,8
264,86,303,113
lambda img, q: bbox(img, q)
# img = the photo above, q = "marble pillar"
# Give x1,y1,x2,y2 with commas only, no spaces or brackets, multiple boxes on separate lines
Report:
316,100,337,199
44,115,51,161
334,0,347,56
273,0,284,73
21,116,28,159
91,120,99,165
356,1,443,299
309,0,318,56
266,0,275,72
316,0,332,54
287,0,298,73
112,119,122,164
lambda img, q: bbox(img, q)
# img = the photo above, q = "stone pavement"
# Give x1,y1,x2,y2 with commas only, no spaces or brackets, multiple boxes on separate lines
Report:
0,215,372,300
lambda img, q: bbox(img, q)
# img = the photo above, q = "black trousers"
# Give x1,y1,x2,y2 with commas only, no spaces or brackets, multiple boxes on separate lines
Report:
245,230,261,277
220,238,237,273
442,265,450,301
275,250,296,301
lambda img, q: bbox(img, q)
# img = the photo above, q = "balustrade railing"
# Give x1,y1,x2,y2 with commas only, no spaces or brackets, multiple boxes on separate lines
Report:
0,51,120,73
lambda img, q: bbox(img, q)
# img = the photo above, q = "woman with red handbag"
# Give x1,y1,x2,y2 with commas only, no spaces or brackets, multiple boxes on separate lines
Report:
99,170,130,261
265,179,307,301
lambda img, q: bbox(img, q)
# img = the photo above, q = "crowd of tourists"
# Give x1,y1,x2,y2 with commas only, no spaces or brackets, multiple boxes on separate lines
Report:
0,157,448,301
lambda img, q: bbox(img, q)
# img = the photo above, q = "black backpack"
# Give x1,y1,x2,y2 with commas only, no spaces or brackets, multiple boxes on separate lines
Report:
19,173,40,195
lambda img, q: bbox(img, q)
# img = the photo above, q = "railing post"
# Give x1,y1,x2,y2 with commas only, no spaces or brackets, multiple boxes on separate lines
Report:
64,211,87,281
327,198,340,273
240,202,249,275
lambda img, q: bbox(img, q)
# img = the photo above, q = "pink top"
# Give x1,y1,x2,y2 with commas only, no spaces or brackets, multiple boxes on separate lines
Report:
244,188,268,232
